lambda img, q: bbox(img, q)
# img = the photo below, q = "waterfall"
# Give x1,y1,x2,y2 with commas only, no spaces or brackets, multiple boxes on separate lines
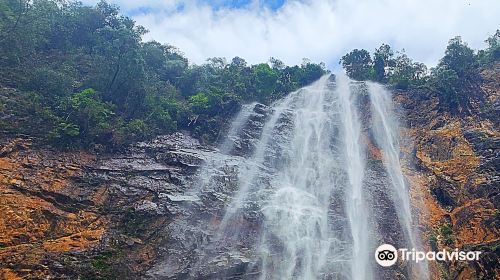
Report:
190,75,427,280
190,103,256,195
368,82,413,246
219,102,257,154
367,82,429,279
336,74,370,280
258,75,336,279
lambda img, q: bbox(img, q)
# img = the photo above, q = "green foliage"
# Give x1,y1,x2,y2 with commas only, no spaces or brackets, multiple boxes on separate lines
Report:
26,67,73,100
478,29,500,64
1,0,495,150
68,88,115,141
429,67,460,108
388,52,427,89
299,60,326,85
340,49,373,81
439,223,455,246
339,44,427,88
143,91,179,133
186,89,241,140
439,36,477,77
125,119,149,139
0,0,327,148
177,57,325,140
189,92,210,113
373,44,394,82
253,63,278,100
71,89,106,110
340,32,497,114
48,122,80,141
430,37,478,113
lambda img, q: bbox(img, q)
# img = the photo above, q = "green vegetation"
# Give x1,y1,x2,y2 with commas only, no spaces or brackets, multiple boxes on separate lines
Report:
340,45,427,88
438,223,455,246
428,223,455,251
428,232,438,244
92,251,113,271
0,0,326,148
79,251,118,280
2,0,497,148
122,208,149,238
340,31,499,113
340,49,373,81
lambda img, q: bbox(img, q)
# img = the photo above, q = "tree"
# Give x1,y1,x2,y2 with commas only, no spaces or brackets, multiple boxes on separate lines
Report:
430,67,461,110
373,44,394,82
430,37,478,113
478,29,500,64
0,0,327,148
141,41,188,83
188,92,210,114
68,88,115,142
207,57,227,69
340,49,373,80
388,52,427,89
438,36,476,77
298,60,326,85
87,22,146,115
142,81,180,134
252,63,278,101
0,0,56,67
269,57,285,70
0,0,31,39
230,56,247,69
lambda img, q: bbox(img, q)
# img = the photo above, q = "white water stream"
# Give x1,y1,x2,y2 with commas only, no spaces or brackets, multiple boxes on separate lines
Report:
195,75,427,279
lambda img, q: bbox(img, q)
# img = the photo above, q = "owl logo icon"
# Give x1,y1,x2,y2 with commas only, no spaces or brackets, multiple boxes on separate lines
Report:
375,244,398,267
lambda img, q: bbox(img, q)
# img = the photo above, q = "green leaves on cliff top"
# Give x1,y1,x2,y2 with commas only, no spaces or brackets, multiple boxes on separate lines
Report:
340,31,499,114
0,0,326,148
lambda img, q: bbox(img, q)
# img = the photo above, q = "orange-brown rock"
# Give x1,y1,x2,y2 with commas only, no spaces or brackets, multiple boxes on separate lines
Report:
395,62,500,280
0,139,108,279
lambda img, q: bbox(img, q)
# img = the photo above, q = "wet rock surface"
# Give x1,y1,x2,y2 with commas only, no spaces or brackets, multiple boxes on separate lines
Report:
0,141,106,279
0,132,223,279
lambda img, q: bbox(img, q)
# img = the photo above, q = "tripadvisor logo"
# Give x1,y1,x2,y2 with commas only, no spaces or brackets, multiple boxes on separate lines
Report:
375,244,398,267
375,244,482,267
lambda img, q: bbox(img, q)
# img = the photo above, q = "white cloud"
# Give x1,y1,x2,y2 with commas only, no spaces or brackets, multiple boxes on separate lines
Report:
82,0,500,69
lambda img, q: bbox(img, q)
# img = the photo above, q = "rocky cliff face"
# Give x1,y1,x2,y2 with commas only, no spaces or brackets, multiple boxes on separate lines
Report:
0,133,212,279
393,63,500,280
0,125,274,280
0,65,498,280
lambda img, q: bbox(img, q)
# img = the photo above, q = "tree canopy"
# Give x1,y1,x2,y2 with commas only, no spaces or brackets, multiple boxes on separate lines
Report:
0,0,327,148
340,31,499,113
340,49,373,81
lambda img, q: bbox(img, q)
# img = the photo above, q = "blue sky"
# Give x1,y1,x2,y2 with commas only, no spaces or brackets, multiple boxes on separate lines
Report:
202,0,285,10
81,0,500,70
125,0,286,16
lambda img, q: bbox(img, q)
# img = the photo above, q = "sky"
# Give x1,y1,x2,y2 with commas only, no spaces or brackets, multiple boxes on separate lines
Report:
81,0,500,70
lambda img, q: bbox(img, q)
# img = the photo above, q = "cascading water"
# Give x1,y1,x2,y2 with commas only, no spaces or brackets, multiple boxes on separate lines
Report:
219,102,257,154
187,74,427,280
367,82,429,279
336,74,370,280
257,75,336,279
368,82,414,246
